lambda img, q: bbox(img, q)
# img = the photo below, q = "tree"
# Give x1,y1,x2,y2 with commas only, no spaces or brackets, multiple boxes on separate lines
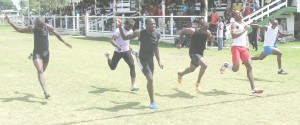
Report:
0,0,17,10
19,0,70,16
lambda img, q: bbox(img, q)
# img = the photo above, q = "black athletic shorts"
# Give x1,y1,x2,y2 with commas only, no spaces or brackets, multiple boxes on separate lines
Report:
189,53,203,67
140,57,154,74
33,50,50,64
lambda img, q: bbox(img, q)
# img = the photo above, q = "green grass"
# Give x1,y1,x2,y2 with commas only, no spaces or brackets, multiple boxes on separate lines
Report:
1,27,300,125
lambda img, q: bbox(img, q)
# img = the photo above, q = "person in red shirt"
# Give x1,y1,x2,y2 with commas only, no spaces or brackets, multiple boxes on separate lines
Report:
243,3,251,17
210,9,219,46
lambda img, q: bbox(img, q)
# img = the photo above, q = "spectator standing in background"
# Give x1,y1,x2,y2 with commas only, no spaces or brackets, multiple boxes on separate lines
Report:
217,17,224,50
243,3,251,17
210,9,219,46
249,20,259,51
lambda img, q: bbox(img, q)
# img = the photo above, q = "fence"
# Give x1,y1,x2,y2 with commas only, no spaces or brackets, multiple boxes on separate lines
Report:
86,14,206,43
1,14,206,43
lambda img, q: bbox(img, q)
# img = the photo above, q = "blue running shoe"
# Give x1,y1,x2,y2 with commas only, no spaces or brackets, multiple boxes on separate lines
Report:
150,102,158,109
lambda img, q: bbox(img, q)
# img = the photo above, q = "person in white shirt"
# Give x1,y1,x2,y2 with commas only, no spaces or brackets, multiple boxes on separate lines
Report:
104,19,139,91
217,17,224,50
251,18,293,74
220,10,263,94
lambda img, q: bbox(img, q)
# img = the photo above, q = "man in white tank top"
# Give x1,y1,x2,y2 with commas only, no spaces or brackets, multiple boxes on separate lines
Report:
220,10,263,94
104,19,139,91
251,18,293,74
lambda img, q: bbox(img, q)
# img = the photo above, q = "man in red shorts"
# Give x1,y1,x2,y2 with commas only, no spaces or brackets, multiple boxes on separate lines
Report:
220,10,263,94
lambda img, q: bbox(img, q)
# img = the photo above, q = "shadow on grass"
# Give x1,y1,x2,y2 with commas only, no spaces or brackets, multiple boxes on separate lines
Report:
62,91,299,125
71,36,176,48
0,91,47,105
77,101,147,112
226,77,282,83
155,88,197,99
199,89,261,97
88,86,137,95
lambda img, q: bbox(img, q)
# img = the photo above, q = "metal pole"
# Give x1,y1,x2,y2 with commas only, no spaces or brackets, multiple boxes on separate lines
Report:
27,0,30,16
85,14,89,36
205,0,208,22
72,0,75,16
28,0,30,25
65,15,68,30
170,13,173,36
76,14,79,34
162,0,165,38
139,0,142,16
114,0,117,14
38,0,41,16
113,0,117,31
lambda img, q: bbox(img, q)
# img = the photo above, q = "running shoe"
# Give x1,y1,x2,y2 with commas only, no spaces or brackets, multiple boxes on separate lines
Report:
28,53,33,60
278,69,288,75
44,92,50,99
150,102,158,109
104,51,110,59
196,83,202,92
131,84,139,91
132,50,139,58
252,88,264,94
220,62,228,74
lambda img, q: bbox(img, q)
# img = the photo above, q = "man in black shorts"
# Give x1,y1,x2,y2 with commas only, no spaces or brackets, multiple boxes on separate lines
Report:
116,17,163,109
5,16,72,99
177,21,214,92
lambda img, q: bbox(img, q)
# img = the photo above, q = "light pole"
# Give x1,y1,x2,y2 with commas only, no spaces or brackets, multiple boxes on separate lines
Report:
162,0,165,36
39,0,41,16
27,0,30,25
27,0,30,16
72,0,75,16
205,0,208,22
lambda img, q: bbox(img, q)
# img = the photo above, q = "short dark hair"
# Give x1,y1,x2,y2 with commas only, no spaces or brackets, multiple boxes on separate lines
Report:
35,17,45,24
145,18,154,24
125,18,135,25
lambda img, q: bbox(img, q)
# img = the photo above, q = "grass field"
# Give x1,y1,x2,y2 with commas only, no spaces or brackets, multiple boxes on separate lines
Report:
0,26,300,125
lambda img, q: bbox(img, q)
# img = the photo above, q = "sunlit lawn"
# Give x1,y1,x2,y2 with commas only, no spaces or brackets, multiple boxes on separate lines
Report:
0,26,300,125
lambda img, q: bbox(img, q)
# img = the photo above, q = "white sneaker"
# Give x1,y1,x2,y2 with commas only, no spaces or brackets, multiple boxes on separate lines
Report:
132,50,139,58
104,51,110,59
131,84,139,91
278,69,288,75
132,50,143,70
252,88,264,94
220,62,228,74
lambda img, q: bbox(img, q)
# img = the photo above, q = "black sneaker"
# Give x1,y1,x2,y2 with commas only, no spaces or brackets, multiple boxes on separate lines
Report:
44,92,50,99
28,53,33,60
278,69,288,75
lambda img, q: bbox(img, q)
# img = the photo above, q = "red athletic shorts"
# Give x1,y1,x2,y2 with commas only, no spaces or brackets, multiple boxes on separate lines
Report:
231,46,251,63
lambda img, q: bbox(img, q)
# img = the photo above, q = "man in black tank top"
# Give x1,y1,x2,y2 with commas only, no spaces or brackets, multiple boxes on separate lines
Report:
5,16,72,99
176,21,214,92
116,17,163,109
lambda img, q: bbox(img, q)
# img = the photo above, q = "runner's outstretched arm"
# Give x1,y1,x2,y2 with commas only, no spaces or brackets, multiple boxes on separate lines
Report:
46,24,72,48
5,15,33,33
